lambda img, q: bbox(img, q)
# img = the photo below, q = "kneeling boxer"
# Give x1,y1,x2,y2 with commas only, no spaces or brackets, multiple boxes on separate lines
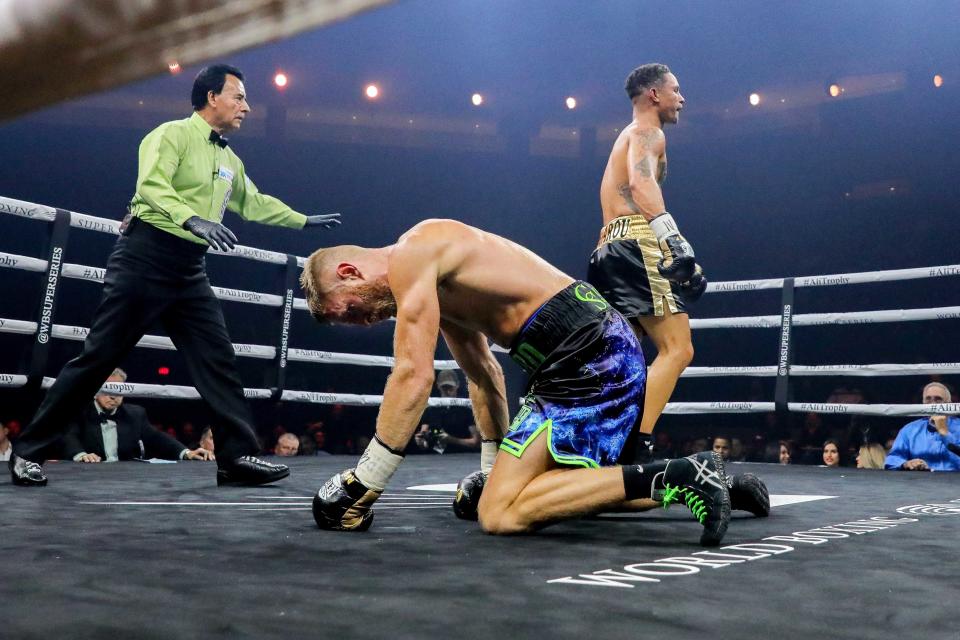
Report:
301,219,731,545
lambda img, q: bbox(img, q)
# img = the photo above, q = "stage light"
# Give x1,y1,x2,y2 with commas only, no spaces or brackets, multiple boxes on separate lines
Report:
365,84,380,99
828,83,843,97
158,366,170,376
749,93,761,106
167,61,181,75
934,74,944,88
274,72,288,89
471,93,483,106
565,96,577,110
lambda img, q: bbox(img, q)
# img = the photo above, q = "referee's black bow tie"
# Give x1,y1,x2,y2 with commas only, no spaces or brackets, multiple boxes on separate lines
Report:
209,130,229,148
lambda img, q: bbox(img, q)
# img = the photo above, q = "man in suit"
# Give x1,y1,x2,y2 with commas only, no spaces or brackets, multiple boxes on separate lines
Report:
62,368,214,463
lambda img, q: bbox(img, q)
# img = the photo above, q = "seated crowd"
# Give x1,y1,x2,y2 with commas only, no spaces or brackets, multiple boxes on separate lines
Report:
2,374,956,472
695,381,958,471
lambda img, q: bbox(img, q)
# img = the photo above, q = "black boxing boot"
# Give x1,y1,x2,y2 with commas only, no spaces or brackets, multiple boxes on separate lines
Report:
216,455,289,486
10,454,47,487
728,473,770,517
623,451,731,546
313,469,381,531
453,470,487,521
659,452,731,545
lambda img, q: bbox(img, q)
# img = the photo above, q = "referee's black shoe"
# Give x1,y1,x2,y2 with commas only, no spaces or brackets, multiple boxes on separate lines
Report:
217,455,290,486
10,454,48,487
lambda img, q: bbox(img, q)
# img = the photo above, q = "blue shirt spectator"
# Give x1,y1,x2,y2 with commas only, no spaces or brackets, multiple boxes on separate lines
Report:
885,382,960,471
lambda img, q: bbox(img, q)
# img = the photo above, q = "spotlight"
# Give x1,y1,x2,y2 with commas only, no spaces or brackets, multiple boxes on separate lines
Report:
934,74,944,88
828,83,843,97
471,93,483,106
749,93,761,106
274,72,288,89
167,61,181,75
365,84,380,99
565,96,577,110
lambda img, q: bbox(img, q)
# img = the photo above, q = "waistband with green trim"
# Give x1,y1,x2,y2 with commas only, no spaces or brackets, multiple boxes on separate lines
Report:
508,281,611,376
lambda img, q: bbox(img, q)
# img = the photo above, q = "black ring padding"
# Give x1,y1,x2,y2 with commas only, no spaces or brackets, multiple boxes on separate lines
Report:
774,277,795,416
270,253,299,402
26,208,72,388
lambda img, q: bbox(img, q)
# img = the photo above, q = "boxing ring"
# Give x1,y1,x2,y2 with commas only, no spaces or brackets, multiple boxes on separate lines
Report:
1,194,957,419
1,194,958,640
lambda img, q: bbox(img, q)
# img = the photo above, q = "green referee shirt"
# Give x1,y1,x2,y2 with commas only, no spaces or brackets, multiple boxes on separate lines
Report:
129,112,307,244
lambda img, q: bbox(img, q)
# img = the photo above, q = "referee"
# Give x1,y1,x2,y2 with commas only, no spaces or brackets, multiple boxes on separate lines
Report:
10,64,340,487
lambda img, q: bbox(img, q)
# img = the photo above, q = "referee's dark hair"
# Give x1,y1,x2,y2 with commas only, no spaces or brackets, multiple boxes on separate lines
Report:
191,64,245,111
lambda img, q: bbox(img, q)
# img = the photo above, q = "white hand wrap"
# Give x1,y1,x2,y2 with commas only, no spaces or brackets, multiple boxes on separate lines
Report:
354,436,404,492
648,212,681,242
480,440,499,473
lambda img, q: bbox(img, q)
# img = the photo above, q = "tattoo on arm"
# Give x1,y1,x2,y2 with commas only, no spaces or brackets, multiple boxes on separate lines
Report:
634,156,653,178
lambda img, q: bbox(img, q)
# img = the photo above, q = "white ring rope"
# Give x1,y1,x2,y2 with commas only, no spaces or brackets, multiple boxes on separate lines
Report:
706,265,960,292
6,249,958,328
689,306,960,329
0,317,458,368
682,363,960,377
1,250,289,308
0,375,952,414
0,375,471,408
662,401,960,417
1,195,957,414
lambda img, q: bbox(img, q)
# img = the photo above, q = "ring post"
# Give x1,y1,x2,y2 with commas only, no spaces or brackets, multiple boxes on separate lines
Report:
774,277,795,419
270,254,298,401
27,208,71,389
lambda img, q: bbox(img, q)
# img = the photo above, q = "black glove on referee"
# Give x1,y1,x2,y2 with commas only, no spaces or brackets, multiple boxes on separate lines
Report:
304,213,342,229
183,216,238,251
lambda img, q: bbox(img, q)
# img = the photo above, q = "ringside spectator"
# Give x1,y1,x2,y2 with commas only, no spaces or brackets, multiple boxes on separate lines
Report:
885,382,959,471
274,433,300,457
856,443,887,469
0,422,12,462
822,439,841,468
414,370,480,454
711,436,731,461
778,440,795,465
63,369,214,463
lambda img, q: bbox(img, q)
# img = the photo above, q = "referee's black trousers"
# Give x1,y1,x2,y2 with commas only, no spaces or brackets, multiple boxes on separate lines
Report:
16,218,260,466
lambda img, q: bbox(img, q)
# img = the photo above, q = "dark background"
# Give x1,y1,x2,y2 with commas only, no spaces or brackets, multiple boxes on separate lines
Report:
1,0,957,457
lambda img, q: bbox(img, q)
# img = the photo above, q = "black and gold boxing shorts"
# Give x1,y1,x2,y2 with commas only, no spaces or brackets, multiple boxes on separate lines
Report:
587,214,692,318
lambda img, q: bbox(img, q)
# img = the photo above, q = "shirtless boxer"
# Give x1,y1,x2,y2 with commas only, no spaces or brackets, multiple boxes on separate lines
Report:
588,64,768,516
588,62,701,442
301,219,731,545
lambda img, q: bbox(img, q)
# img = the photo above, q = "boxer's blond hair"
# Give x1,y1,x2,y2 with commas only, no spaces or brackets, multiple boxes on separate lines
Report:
300,245,363,321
